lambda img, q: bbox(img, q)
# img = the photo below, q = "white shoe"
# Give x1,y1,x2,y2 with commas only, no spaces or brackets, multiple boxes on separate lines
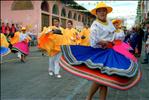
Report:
17,53,21,59
55,74,62,78
48,71,54,76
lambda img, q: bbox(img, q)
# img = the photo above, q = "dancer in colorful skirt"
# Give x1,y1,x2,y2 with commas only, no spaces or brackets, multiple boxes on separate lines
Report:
38,18,67,78
112,19,136,62
9,28,21,58
11,27,31,62
60,2,141,100
112,19,125,41
37,27,48,56
0,32,11,63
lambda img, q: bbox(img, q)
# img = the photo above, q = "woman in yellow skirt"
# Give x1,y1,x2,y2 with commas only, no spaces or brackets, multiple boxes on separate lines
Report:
0,32,11,63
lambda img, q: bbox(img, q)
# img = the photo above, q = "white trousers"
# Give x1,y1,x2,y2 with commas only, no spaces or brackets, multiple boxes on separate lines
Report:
48,52,62,75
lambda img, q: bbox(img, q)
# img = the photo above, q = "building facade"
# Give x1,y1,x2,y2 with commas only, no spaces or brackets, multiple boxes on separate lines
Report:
1,0,95,35
143,0,149,21
136,0,149,24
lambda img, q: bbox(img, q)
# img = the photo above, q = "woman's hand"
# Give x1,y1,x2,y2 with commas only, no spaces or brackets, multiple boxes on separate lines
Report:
98,40,109,49
70,37,75,42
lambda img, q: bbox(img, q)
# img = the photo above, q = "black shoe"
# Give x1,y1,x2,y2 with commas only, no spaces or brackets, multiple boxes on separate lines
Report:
42,53,44,56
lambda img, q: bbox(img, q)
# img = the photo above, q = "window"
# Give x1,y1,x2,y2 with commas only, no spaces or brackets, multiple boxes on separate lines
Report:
42,13,49,28
68,11,72,19
78,15,81,21
11,1,34,10
73,13,77,20
52,4,59,15
61,8,66,17
82,16,84,23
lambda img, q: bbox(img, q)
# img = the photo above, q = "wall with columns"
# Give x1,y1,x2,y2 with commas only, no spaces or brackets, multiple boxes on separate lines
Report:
1,1,94,35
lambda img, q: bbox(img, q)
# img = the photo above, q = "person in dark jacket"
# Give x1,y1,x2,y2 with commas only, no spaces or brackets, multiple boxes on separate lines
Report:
142,22,149,64
129,27,139,54
135,24,144,57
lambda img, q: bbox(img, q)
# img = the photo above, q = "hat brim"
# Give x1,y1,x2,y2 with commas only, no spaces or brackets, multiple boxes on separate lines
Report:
22,29,26,31
112,20,122,25
91,7,112,16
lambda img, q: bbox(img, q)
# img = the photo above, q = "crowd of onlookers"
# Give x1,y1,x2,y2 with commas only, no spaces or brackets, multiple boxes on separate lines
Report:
124,22,149,64
1,23,19,37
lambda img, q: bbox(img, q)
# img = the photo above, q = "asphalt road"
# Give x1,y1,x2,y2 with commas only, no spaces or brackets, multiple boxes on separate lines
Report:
1,47,149,100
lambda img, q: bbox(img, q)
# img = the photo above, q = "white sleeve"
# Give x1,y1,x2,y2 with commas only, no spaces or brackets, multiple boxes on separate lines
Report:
114,30,125,41
121,31,126,41
90,23,101,48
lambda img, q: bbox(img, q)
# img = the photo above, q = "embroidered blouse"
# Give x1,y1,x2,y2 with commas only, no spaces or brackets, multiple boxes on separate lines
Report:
90,19,116,48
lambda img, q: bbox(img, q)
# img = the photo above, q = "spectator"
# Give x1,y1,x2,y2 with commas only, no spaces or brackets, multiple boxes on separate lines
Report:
5,23,10,33
124,30,131,42
10,24,16,33
142,22,149,64
129,27,139,55
135,24,144,57
1,22,6,34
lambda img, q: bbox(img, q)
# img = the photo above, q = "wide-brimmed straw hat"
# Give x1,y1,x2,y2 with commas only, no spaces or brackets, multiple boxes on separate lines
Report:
112,19,122,25
90,2,113,16
21,27,26,31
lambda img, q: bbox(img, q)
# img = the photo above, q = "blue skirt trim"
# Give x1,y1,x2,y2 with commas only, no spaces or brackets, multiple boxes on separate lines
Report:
61,45,138,78
0,46,11,56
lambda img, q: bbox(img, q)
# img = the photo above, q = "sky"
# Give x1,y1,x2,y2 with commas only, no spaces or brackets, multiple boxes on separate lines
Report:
75,1,138,28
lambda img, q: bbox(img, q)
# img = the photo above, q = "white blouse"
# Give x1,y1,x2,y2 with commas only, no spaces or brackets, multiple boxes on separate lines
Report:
20,32,28,42
114,29,125,41
90,19,116,48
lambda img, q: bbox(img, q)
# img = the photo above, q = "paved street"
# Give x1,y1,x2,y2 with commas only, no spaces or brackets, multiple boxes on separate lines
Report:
1,46,149,100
